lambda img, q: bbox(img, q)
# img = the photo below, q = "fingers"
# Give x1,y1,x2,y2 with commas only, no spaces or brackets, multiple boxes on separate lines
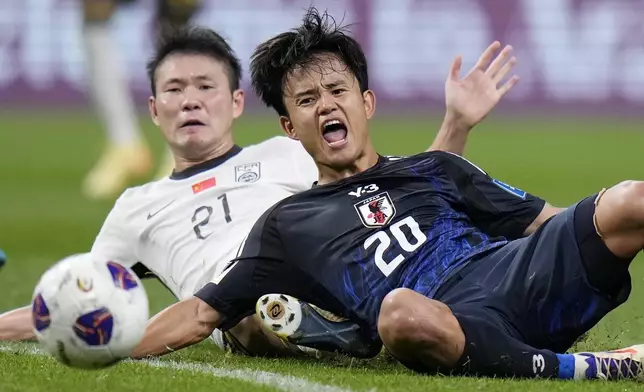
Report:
449,55,463,81
498,75,520,97
486,44,513,77
474,41,501,72
493,56,517,85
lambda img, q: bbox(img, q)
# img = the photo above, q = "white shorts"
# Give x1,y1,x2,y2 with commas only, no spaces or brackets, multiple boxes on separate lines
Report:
210,328,227,351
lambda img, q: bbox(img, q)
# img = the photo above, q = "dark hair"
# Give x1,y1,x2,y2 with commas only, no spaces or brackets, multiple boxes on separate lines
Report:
146,26,242,95
250,7,369,116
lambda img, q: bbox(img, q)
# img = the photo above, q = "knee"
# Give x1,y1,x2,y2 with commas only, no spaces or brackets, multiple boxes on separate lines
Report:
158,0,201,27
600,181,644,225
378,288,454,350
83,0,117,23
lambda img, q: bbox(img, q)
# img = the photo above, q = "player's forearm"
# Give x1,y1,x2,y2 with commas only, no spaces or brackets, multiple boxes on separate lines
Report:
523,203,565,236
130,297,216,359
0,306,36,341
426,113,472,155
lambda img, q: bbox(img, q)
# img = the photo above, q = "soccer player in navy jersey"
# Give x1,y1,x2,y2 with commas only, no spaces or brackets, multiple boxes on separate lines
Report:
130,8,644,381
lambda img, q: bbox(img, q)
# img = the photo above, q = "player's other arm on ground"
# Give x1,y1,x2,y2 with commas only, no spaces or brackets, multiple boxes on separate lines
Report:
438,151,562,239
0,194,143,342
131,205,289,358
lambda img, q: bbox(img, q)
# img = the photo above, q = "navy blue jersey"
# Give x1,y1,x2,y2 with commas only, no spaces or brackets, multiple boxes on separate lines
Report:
196,151,545,340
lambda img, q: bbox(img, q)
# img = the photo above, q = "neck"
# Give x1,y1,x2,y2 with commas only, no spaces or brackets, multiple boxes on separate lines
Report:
173,137,235,172
316,146,380,186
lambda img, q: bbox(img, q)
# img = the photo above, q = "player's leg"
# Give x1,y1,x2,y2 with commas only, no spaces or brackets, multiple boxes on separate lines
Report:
212,314,314,358
590,181,644,260
377,288,568,378
152,0,202,179
0,248,5,269
81,0,152,199
255,294,383,358
378,288,644,380
0,306,35,341
528,185,644,379
155,0,201,36
377,187,644,380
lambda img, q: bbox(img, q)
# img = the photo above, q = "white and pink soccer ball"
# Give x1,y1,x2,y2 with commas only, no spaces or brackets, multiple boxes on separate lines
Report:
31,253,149,369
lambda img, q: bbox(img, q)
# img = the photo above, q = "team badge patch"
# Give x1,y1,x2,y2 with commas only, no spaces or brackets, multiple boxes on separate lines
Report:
354,192,396,228
492,179,527,199
235,162,261,183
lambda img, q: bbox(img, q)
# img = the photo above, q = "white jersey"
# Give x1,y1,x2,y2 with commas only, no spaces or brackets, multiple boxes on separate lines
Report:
91,137,317,346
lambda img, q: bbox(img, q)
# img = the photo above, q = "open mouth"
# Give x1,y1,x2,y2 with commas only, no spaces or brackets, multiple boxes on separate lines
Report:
322,119,348,147
180,119,205,128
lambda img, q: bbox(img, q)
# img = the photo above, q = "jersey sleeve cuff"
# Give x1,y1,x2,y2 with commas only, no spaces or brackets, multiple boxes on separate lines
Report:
194,283,249,331
514,197,546,238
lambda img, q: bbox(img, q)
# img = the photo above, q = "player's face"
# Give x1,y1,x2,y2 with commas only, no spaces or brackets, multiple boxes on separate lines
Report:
149,53,244,160
279,54,375,169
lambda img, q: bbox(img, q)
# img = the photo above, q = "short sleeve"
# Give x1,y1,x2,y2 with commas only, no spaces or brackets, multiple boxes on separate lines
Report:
436,151,546,239
194,203,298,330
91,194,139,267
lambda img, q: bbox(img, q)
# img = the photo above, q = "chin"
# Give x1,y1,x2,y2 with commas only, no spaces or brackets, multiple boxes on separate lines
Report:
324,147,361,169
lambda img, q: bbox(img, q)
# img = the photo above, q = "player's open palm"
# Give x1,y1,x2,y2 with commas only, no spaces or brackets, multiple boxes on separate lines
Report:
445,41,519,128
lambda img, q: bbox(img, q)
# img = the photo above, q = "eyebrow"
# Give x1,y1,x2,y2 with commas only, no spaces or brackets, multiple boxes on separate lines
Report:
293,80,346,99
163,75,213,86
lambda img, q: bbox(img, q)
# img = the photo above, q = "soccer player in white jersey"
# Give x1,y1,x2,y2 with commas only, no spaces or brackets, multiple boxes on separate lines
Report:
0,26,519,356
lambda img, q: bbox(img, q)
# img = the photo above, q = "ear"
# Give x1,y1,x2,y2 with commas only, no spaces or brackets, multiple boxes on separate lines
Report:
148,96,160,126
279,116,298,140
231,89,245,119
363,90,376,120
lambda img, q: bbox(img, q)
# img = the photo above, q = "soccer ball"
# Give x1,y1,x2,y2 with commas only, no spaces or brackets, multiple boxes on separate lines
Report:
31,253,149,369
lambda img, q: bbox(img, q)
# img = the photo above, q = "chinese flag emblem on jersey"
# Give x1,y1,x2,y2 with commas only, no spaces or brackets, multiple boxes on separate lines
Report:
192,177,216,194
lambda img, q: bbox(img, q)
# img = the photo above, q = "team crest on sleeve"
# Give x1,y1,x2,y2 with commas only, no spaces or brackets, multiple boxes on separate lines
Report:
235,162,261,183
492,179,527,199
354,192,396,228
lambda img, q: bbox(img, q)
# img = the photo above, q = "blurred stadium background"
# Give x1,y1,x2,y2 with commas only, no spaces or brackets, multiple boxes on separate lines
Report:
1,1,644,390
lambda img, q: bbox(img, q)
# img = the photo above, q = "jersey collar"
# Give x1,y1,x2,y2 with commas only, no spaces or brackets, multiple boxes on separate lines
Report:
169,145,243,180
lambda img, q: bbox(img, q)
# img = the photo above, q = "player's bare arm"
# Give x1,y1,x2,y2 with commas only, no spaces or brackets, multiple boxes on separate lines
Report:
428,41,519,155
0,306,33,341
524,203,564,236
131,296,219,358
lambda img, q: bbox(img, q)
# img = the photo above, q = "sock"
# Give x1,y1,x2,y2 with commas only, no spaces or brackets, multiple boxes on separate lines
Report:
450,312,562,379
83,22,141,146
556,353,599,380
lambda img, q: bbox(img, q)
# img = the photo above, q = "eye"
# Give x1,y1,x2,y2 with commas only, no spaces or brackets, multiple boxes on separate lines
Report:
332,88,346,95
299,97,315,106
199,85,214,91
165,87,181,93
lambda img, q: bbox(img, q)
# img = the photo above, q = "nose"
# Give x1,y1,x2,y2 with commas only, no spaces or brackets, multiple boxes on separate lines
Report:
317,91,337,116
181,87,203,111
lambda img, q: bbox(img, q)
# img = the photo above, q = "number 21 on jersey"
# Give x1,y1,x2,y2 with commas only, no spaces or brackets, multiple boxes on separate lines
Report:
192,193,233,240
363,216,427,276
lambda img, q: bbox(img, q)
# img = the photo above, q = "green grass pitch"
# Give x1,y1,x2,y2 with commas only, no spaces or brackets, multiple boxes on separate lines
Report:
0,110,643,391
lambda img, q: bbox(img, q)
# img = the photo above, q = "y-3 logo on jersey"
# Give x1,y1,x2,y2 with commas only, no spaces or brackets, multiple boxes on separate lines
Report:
348,184,380,198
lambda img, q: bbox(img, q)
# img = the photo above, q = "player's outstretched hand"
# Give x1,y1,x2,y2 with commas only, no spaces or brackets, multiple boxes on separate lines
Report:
444,41,519,129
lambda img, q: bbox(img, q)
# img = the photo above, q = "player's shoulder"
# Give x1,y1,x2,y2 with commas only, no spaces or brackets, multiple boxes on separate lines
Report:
116,177,166,200
380,151,487,174
242,136,302,155
107,177,175,214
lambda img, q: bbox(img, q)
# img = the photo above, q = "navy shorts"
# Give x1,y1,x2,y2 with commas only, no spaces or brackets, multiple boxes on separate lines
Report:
435,194,633,353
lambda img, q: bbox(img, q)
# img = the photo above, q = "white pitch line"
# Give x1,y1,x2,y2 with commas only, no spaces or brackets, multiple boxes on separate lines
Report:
0,344,364,392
